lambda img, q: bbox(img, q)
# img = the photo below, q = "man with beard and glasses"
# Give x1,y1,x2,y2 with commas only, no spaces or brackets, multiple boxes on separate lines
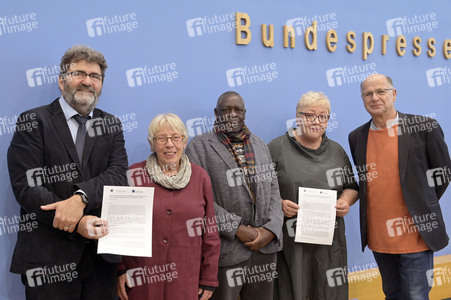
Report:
186,91,283,300
7,45,128,299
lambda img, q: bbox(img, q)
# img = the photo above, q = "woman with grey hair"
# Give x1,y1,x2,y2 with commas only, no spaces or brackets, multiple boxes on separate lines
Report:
268,91,359,300
116,113,220,300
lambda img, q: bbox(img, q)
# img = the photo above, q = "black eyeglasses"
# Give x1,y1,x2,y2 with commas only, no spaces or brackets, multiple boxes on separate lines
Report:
361,88,393,100
62,71,104,83
297,112,330,123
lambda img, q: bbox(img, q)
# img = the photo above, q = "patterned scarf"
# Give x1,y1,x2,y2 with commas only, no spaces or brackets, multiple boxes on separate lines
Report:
214,123,256,201
145,153,192,190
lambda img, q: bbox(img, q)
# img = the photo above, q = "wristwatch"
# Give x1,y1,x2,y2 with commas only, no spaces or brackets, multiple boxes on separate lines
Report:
75,192,89,205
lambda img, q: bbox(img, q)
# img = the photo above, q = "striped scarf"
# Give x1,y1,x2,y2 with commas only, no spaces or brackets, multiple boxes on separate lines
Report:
215,123,256,201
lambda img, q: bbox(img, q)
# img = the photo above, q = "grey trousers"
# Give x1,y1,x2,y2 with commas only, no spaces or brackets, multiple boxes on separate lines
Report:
211,251,277,300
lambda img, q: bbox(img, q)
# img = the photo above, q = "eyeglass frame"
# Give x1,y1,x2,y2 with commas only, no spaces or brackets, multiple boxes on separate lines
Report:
153,135,186,145
61,70,104,83
361,88,393,100
296,112,330,123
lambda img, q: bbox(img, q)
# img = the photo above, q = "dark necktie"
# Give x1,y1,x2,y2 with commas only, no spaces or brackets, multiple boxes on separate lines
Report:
72,115,90,162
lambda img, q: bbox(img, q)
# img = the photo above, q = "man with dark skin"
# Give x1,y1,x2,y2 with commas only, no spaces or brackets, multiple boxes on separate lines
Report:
187,91,283,300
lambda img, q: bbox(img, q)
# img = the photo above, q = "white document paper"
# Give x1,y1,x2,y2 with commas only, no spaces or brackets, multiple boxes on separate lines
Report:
295,187,337,245
98,186,154,257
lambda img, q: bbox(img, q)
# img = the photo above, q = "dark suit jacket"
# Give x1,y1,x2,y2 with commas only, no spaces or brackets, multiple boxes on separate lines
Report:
8,98,128,274
348,112,450,252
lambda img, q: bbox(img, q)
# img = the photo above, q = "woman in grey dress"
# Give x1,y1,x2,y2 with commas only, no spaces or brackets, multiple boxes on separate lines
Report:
269,91,359,300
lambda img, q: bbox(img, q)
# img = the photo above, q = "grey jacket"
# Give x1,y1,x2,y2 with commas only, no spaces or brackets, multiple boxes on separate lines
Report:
186,131,283,267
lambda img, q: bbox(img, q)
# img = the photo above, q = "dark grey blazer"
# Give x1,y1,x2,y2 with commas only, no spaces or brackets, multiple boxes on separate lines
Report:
8,98,128,274
186,131,283,267
348,112,450,252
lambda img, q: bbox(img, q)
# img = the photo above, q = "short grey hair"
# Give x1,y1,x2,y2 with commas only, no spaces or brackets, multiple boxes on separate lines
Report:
147,113,188,148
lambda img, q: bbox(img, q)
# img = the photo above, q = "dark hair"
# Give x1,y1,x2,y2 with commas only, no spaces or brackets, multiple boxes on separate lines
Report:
59,45,108,77
216,91,244,108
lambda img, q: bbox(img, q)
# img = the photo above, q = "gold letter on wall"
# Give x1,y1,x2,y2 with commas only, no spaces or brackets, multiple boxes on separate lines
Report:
236,12,251,45
261,24,274,47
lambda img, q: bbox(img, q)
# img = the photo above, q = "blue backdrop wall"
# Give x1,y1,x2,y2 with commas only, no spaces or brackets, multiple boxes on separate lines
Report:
1,1,450,299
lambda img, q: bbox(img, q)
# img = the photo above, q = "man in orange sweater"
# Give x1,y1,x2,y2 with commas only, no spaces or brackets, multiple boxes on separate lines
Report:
348,73,451,299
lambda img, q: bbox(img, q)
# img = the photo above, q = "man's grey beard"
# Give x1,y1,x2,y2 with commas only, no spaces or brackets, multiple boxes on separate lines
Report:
63,87,100,116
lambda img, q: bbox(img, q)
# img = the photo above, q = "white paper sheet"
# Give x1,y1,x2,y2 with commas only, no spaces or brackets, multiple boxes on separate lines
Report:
295,187,337,245
98,186,154,257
